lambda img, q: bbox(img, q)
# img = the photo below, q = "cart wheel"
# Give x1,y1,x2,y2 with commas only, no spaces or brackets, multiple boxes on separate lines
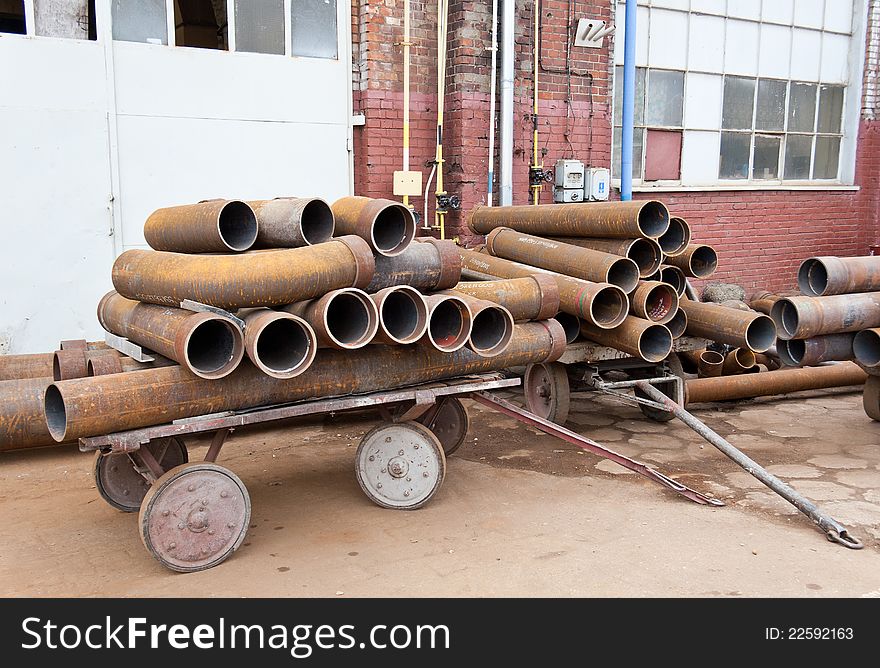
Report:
420,397,470,456
355,421,446,510
95,437,188,512
138,462,250,573
864,376,880,421
634,353,684,422
524,362,570,425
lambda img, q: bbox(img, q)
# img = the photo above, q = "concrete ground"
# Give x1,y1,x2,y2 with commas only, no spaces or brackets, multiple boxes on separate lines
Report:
1,384,879,597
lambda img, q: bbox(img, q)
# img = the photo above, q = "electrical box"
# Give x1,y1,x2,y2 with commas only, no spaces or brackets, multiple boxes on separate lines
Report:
393,170,423,197
586,167,610,201
553,187,584,203
554,159,585,189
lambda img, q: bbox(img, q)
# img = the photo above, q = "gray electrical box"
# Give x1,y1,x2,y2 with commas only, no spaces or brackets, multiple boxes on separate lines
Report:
553,187,584,203
554,159,585,189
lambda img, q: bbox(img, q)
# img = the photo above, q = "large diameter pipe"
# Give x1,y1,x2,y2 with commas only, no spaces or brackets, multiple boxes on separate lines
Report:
777,333,856,367
749,291,782,315
630,281,679,324
798,256,880,297
242,309,317,379
771,293,880,340
370,286,429,345
0,353,55,382
284,288,379,350
486,228,640,292
722,348,757,375
421,294,473,352
453,275,559,321
681,300,776,353
98,292,244,380
45,321,567,443
459,248,628,328
366,238,461,292
853,329,880,367
658,216,691,257
331,196,416,257
112,236,375,310
579,317,673,363
468,201,670,239
144,200,258,253
0,378,62,452
685,363,868,406
443,292,514,357
664,244,718,278
547,237,662,278
249,198,335,247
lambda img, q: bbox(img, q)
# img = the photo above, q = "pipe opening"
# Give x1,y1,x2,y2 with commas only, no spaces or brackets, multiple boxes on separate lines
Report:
44,385,67,442
381,290,427,343
607,258,640,293
326,293,374,346
797,258,827,297
639,324,673,363
186,319,238,375
772,300,799,339
372,205,415,255
666,308,687,338
853,330,880,367
637,200,670,238
629,238,663,276
554,312,581,344
429,300,470,351
688,246,718,278
256,318,313,374
658,217,690,255
469,307,513,356
300,199,335,245
732,348,756,368
590,287,627,327
660,267,686,296
644,284,676,322
218,201,258,251
777,339,803,366
745,316,777,353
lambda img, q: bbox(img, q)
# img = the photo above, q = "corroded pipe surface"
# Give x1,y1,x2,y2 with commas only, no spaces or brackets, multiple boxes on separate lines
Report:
579,317,672,363
777,333,856,367
658,216,691,257
45,321,567,442
545,237,663,278
0,378,61,452
112,236,374,309
798,256,880,297
421,294,473,353
681,300,776,353
366,238,461,292
53,350,88,381
698,350,724,378
369,286,429,345
453,275,559,321
685,363,868,405
242,309,317,379
486,228,640,292
722,348,757,375
98,291,244,380
666,308,688,339
468,201,670,238
442,292,514,357
630,281,679,324
332,196,416,257
853,329,880,367
748,291,783,315
249,197,335,247
284,288,379,350
144,200,258,253
0,353,55,382
664,244,718,279
459,248,628,328
771,293,880,340
86,353,124,377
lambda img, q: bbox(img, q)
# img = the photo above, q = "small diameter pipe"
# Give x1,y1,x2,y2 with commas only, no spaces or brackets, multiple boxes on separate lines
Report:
798,256,880,297
777,333,856,367
630,281,679,325
370,286,429,345
772,293,880,340
853,328,880,367
331,196,417,257
666,308,687,339
681,300,777,353
698,350,724,378
580,316,673,363
249,197,335,247
242,309,317,379
144,199,258,253
444,292,514,357
657,216,691,256
284,288,380,350
53,350,89,381
548,237,663,278
664,244,718,279
421,294,473,352
722,348,757,375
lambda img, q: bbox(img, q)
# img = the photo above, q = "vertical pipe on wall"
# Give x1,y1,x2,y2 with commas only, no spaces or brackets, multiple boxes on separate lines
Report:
620,0,637,201
402,0,412,208
500,0,515,206
530,0,542,205
487,0,499,206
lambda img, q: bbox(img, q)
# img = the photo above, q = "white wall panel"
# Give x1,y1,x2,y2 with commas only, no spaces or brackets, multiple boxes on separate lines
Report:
688,13,725,72
684,72,723,129
648,8,688,70
680,130,721,184
824,0,854,33
821,32,852,83
724,19,760,75
794,0,825,29
636,5,650,67
652,0,689,10
690,0,726,15
727,0,762,21
762,0,794,25
790,29,822,81
758,23,792,79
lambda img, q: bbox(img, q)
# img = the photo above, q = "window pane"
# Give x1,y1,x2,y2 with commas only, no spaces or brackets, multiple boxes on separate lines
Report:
644,129,682,181
645,70,683,127
35,1,95,40
292,0,338,59
175,0,227,50
613,67,646,127
787,82,817,132
755,79,786,131
112,0,167,44
753,135,781,179
0,1,26,34
817,85,844,134
722,76,756,130
719,132,751,179
783,135,813,179
612,127,645,180
235,0,284,54
813,136,841,179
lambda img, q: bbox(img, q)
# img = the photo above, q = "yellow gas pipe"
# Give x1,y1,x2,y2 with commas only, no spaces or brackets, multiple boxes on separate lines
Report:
402,0,412,209
531,0,542,205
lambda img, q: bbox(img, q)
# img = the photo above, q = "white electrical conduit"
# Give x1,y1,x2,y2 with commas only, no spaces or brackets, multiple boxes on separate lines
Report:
487,0,499,206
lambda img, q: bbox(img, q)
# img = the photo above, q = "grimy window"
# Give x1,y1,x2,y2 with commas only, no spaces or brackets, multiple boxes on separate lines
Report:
0,0,26,34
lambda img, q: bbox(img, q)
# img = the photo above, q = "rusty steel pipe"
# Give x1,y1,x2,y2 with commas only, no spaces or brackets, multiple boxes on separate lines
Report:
749,291,783,315
630,281,679,325
681,300,776,353
579,317,672,363
771,293,880,340
664,244,718,279
0,353,55,382
366,237,461,292
486,228,640,292
666,308,688,339
45,321,567,443
249,197,335,247
459,248,628,329
777,334,856,367
452,275,559,321
698,350,724,378
0,378,67,452
284,288,379,350
656,265,687,296
853,329,880,368
442,292,514,358
98,291,244,380
241,309,317,379
468,201,670,239
332,196,416,257
545,237,663,278
722,348,757,375
144,200,258,253
658,216,692,257
685,363,868,406
370,286,429,345
112,235,374,310
86,353,123,377
420,294,473,353
53,350,89,381
798,256,880,297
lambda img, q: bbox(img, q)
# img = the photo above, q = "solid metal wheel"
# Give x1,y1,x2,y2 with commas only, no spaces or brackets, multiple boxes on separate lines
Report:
864,375,880,421
524,362,570,425
634,353,684,423
94,437,188,512
420,397,470,456
356,421,446,510
138,462,250,573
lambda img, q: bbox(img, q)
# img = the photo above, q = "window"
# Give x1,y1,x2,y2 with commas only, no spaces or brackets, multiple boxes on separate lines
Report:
34,1,96,40
291,0,338,59
234,0,283,55
112,0,167,44
0,0,26,34
175,0,227,50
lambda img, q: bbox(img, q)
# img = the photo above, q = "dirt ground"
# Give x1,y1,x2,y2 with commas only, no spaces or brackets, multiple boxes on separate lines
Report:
1,383,879,597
